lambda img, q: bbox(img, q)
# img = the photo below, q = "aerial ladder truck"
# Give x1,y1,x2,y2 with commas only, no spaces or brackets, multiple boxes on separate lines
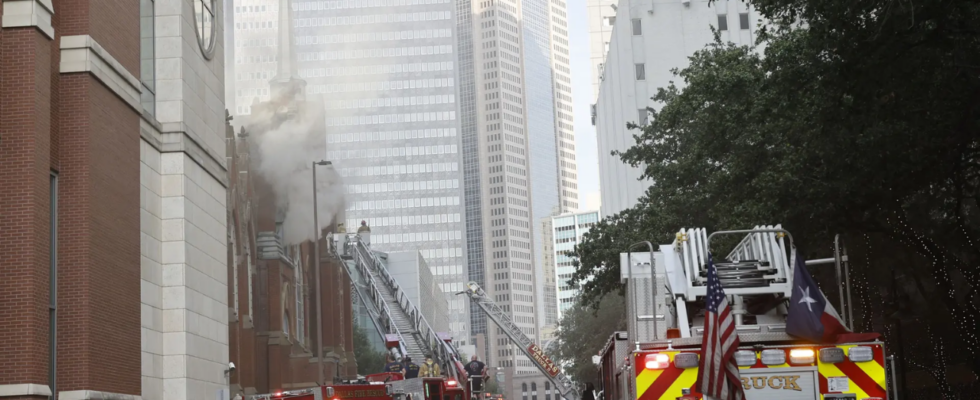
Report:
595,225,896,400
458,283,581,400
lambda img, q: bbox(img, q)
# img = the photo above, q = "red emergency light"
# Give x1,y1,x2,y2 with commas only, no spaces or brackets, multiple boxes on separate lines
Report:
446,380,458,386
644,353,669,370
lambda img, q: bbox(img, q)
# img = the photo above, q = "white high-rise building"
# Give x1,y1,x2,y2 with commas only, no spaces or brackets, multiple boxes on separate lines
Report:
595,0,761,216
228,0,279,116
456,0,577,393
586,0,617,99
547,210,599,320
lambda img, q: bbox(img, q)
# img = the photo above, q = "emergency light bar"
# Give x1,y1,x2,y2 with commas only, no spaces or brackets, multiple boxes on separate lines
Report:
643,354,669,369
789,349,815,364
733,350,756,366
673,353,698,369
848,346,874,362
819,348,845,363
760,349,785,365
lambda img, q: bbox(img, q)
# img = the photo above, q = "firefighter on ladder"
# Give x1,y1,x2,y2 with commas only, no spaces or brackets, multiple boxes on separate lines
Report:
463,355,487,399
358,220,371,245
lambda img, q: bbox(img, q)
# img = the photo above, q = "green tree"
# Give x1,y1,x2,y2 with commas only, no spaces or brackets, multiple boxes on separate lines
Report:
353,326,387,375
550,294,627,385
571,0,980,392
484,378,502,395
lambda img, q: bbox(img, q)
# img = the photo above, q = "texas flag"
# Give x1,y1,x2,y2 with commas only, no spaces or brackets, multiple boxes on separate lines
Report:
786,251,880,343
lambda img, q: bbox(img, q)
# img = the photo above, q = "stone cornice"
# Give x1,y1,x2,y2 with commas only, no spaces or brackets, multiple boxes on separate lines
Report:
59,390,142,400
0,383,52,397
1,0,54,39
60,35,141,112
141,116,230,188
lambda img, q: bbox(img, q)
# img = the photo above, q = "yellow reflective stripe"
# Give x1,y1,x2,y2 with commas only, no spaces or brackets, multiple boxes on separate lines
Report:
635,351,680,400
658,368,698,400
817,360,868,399
837,345,887,390
636,367,664,399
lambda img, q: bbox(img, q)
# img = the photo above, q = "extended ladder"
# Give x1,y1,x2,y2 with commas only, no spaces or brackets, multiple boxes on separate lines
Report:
458,282,579,400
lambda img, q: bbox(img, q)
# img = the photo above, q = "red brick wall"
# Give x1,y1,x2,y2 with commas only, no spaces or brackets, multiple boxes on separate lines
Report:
0,26,54,388
1,0,140,395
59,0,139,77
57,74,141,394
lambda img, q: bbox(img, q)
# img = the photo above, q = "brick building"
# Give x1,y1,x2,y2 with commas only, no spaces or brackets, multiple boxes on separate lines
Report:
225,114,357,398
225,0,357,396
0,0,230,399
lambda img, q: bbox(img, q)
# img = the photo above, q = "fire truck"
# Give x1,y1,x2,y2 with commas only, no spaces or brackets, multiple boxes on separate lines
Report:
249,372,469,400
596,226,897,400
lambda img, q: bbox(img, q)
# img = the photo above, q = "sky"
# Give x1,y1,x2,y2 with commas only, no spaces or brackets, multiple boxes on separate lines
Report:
565,0,602,211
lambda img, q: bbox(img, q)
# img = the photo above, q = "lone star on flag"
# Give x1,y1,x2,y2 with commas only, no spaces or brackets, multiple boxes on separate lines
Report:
798,286,817,311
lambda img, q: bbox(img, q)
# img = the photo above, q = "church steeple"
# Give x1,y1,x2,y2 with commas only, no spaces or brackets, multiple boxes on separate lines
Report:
271,0,306,99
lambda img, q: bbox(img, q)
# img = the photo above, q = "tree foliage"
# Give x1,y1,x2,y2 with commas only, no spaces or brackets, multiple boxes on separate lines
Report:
571,0,980,389
353,325,387,375
550,294,627,385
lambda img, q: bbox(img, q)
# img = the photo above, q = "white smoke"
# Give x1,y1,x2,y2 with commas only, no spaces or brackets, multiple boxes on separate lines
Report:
245,91,346,246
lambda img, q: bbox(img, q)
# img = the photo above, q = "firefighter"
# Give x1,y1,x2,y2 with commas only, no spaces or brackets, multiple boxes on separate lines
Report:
464,355,487,393
358,220,371,245
419,354,441,377
384,354,405,375
403,356,421,379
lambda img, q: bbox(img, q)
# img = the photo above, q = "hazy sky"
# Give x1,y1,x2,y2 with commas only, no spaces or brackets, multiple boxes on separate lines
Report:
566,0,602,209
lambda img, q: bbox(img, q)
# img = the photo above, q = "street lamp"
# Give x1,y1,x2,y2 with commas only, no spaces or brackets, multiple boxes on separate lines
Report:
312,160,332,385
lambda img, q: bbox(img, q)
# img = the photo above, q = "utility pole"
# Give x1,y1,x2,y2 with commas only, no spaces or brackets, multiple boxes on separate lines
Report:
312,160,332,385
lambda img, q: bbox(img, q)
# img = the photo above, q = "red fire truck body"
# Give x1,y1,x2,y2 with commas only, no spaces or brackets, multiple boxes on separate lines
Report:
600,339,888,400
252,373,470,400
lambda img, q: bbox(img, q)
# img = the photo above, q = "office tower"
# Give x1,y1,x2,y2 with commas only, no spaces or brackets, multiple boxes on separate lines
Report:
230,0,280,115
595,0,760,216
460,0,577,390
296,0,470,345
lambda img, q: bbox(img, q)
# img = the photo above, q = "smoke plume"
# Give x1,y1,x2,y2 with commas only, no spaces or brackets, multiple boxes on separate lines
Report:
244,89,346,246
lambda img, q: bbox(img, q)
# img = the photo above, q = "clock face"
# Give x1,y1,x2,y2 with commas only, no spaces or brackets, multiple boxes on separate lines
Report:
194,0,216,59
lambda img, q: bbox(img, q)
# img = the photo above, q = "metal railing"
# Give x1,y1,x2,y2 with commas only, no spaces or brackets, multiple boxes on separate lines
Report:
329,235,410,361
333,234,462,380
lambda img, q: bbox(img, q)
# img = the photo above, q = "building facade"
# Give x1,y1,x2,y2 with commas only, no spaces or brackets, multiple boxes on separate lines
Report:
0,0,230,399
595,0,760,216
383,251,451,334
549,211,598,319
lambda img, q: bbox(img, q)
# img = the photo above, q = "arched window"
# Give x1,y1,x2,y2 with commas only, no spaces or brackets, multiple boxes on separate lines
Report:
283,310,290,338
522,383,528,400
282,282,291,338
295,250,305,345
532,382,538,400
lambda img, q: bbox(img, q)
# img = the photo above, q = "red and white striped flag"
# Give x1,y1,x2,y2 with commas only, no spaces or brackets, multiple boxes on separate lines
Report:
696,255,745,400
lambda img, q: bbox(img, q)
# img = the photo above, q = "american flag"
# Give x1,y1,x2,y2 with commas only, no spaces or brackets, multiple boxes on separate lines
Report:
696,255,745,400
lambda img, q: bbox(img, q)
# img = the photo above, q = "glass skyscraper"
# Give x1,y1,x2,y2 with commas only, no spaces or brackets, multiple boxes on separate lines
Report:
292,0,471,345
